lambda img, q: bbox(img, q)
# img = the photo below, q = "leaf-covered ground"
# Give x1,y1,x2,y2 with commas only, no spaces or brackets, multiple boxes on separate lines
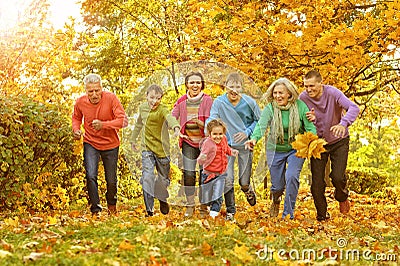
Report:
0,187,399,266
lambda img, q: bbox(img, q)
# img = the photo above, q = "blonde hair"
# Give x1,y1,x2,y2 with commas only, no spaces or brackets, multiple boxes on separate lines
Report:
265,78,299,103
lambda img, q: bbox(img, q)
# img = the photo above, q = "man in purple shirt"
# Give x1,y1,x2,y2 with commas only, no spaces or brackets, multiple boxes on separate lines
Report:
299,69,360,221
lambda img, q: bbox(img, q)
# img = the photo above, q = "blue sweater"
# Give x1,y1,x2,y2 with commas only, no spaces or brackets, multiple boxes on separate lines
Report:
206,93,261,147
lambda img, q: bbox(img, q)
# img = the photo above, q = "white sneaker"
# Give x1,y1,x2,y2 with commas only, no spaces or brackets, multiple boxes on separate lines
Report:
209,211,219,218
225,212,235,222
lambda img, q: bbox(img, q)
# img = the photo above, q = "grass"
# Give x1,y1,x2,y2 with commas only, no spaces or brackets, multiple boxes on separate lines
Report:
0,187,399,265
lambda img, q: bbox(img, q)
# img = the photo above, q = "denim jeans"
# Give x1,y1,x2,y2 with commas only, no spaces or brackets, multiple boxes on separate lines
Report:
181,141,201,197
83,143,119,213
141,150,171,212
200,171,226,212
224,146,253,214
267,149,305,219
310,137,349,218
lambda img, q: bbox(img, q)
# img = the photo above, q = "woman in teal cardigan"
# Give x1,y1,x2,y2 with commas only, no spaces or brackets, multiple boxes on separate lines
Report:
246,78,316,219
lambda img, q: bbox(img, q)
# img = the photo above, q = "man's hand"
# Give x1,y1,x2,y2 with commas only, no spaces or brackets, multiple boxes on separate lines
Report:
73,130,82,140
233,132,247,143
231,149,239,157
131,143,138,151
173,127,181,137
92,119,103,130
330,124,346,138
244,139,256,151
306,108,316,122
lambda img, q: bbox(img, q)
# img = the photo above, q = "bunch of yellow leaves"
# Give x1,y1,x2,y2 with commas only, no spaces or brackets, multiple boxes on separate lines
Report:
291,132,327,159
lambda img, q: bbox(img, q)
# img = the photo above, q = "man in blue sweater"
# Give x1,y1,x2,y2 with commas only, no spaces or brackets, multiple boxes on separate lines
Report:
206,72,261,221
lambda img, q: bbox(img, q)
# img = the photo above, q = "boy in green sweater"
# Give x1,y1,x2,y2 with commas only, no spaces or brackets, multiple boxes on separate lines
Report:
131,84,180,216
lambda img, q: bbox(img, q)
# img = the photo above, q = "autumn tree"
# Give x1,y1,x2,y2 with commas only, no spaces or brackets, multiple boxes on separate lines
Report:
185,0,400,102
77,0,195,96
0,0,80,103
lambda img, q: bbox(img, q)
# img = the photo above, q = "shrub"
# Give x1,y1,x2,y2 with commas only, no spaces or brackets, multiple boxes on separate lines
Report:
0,96,84,211
346,166,391,195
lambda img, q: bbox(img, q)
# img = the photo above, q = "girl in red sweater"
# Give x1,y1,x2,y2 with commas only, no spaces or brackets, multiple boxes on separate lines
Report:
197,119,238,218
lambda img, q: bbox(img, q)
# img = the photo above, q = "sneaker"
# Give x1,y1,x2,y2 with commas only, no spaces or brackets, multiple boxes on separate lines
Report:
92,210,101,218
225,212,235,222
159,200,170,215
199,204,208,219
270,202,280,217
317,212,331,221
244,189,256,206
146,211,154,217
184,206,194,218
209,211,219,218
339,200,350,214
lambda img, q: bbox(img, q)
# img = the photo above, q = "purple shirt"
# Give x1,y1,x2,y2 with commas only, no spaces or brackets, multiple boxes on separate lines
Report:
299,85,360,144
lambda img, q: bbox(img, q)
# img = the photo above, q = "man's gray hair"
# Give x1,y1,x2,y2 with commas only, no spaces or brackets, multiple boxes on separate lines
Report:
83,74,102,86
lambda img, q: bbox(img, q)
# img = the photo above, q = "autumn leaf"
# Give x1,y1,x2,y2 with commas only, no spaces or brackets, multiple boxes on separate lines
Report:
118,239,135,251
291,132,327,159
231,244,253,263
47,216,58,226
201,241,214,256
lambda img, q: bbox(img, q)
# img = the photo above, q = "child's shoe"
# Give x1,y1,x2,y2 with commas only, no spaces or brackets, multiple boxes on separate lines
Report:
209,211,219,218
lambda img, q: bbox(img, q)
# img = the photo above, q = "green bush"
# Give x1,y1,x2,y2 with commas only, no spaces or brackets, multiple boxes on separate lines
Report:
0,96,84,211
346,166,391,195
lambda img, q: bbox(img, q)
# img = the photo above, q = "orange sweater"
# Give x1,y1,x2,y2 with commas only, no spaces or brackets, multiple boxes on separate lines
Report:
72,91,128,150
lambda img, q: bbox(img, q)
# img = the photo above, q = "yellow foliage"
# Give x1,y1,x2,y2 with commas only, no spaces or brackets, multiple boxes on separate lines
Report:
4,217,19,228
232,244,253,263
118,239,135,251
47,216,58,226
291,132,327,159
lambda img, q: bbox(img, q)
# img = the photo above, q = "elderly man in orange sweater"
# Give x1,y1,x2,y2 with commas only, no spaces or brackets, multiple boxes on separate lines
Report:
72,73,128,216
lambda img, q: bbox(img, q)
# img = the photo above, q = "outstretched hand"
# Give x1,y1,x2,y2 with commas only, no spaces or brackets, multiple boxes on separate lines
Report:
173,127,181,138
131,143,139,152
244,139,256,151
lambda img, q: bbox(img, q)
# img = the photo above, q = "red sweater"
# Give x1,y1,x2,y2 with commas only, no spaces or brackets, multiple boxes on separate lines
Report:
197,136,232,174
72,91,128,150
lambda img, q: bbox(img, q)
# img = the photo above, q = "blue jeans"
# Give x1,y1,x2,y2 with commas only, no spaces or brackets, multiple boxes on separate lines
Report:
141,151,170,212
83,143,119,213
267,149,305,219
310,137,349,218
224,146,253,214
200,172,226,212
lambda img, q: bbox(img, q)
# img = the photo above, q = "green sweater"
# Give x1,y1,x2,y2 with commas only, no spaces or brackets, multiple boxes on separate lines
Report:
131,103,179,157
251,100,316,152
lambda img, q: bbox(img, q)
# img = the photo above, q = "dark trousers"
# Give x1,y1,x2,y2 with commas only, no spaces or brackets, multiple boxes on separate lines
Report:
310,137,349,218
181,141,201,197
